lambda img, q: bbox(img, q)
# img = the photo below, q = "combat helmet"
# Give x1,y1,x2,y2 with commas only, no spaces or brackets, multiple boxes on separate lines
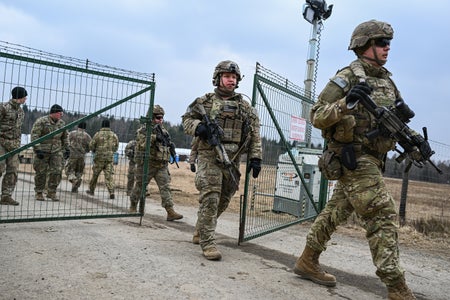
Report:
348,20,394,50
153,104,165,116
212,60,242,87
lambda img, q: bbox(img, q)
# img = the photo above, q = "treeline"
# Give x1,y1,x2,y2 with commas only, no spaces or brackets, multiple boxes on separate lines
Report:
22,106,449,184
384,155,449,184
21,105,194,148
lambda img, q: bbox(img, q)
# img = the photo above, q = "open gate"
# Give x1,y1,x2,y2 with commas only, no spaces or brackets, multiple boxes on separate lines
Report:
0,41,155,223
239,63,331,243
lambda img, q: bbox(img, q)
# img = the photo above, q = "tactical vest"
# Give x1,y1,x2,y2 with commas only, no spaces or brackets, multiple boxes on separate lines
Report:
328,60,398,155
200,93,250,145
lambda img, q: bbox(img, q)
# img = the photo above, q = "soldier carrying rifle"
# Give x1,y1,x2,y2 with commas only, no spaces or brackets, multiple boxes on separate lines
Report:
182,60,262,261
129,105,183,222
292,20,435,300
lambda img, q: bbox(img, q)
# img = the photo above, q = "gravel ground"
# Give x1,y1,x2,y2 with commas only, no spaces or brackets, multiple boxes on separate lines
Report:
1,198,449,300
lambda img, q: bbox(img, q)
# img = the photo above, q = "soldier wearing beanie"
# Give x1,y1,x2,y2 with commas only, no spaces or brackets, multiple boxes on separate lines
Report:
66,121,91,193
0,87,28,205
31,104,69,202
87,119,118,199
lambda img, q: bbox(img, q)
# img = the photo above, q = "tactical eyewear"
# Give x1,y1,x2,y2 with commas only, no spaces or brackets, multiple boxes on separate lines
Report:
154,115,164,120
374,38,391,47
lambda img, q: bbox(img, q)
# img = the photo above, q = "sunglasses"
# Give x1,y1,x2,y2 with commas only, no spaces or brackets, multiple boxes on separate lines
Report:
374,38,391,47
154,115,164,120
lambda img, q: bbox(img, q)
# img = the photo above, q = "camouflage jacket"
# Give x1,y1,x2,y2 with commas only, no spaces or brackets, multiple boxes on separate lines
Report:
89,128,119,161
0,99,24,151
135,123,171,167
182,90,262,162
311,59,400,155
69,129,92,157
31,115,69,154
125,140,136,162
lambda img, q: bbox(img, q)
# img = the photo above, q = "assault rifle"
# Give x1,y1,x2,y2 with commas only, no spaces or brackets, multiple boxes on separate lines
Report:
347,96,442,174
194,104,240,190
154,124,179,168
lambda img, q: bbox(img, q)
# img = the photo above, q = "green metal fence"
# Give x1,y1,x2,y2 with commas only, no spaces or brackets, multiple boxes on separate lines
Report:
0,41,155,223
239,63,330,243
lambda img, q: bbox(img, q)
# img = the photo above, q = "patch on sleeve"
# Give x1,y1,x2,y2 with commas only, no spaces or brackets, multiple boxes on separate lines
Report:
330,76,348,89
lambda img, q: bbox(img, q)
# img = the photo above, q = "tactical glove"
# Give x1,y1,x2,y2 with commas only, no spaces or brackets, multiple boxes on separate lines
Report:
63,149,70,160
195,123,209,140
346,82,372,110
190,163,196,173
35,150,45,160
248,158,262,179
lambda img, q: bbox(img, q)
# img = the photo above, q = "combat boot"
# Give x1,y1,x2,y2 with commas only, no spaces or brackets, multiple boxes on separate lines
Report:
47,192,60,202
293,245,336,287
192,229,200,244
110,193,115,199
166,207,183,221
129,201,137,213
0,195,19,206
35,192,45,201
387,279,416,300
203,246,222,261
86,190,94,196
71,186,78,193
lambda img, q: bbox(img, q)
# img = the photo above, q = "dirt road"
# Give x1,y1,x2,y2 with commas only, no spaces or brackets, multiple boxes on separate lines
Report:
1,197,449,300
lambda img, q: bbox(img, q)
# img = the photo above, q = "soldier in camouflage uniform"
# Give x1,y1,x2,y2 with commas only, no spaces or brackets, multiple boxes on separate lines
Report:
292,20,430,300
32,104,70,202
0,87,27,206
182,60,262,260
86,119,119,199
124,139,136,196
66,122,91,193
129,105,183,221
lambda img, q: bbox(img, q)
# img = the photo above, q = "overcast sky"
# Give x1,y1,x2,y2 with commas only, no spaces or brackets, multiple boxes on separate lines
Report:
1,0,449,144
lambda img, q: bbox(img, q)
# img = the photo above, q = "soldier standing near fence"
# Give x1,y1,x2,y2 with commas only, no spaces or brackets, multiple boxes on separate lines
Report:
32,104,70,202
129,105,183,221
124,139,136,196
0,87,27,206
292,20,431,300
86,119,118,199
66,122,91,193
182,60,262,260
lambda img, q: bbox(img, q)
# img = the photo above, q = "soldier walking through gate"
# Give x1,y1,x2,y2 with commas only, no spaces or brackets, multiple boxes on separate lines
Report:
182,60,262,260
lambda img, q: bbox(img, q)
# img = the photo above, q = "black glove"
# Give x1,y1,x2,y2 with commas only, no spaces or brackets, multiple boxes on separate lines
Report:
35,150,45,159
63,149,70,160
195,123,209,140
346,82,372,110
248,158,261,179
190,163,196,173
155,132,164,143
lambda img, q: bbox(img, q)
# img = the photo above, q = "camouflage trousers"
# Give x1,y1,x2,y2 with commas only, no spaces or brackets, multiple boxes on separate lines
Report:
127,160,136,193
195,152,240,250
65,156,86,189
306,155,404,287
89,158,114,194
130,162,174,209
33,151,64,194
0,144,19,196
